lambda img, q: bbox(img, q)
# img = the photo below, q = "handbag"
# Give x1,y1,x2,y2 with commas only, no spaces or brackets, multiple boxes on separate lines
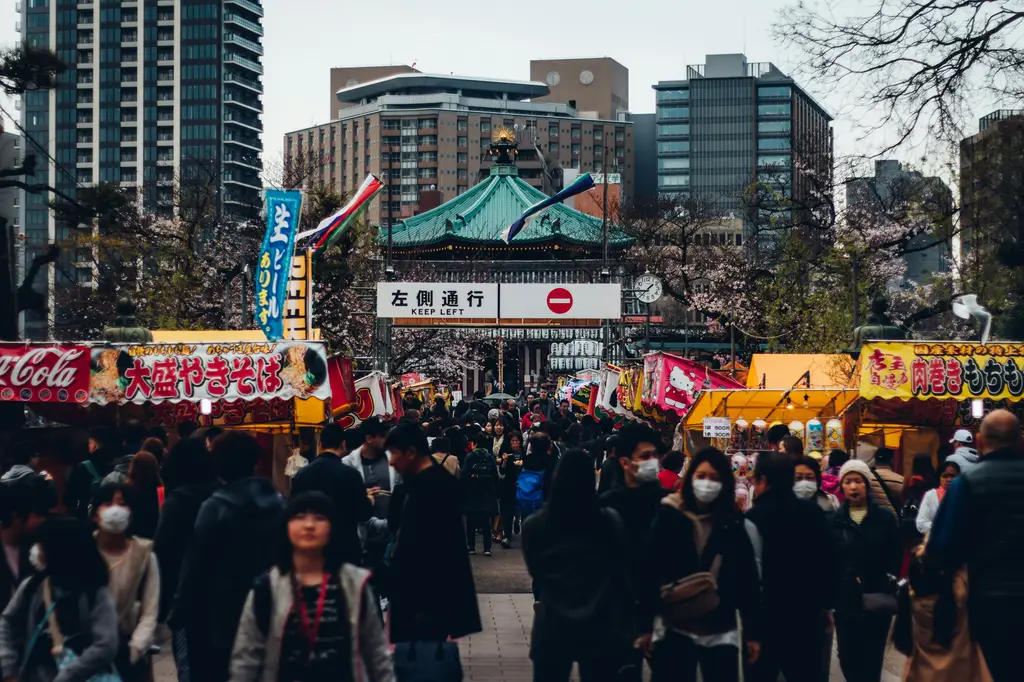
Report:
658,503,723,631
858,575,899,616
393,640,463,682
43,579,123,682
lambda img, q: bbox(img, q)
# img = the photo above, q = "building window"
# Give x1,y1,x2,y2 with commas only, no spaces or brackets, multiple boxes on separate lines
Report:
657,124,689,137
757,120,791,134
457,185,467,195
658,174,689,187
757,154,791,167
593,145,604,158
77,130,93,144
757,103,791,117
121,169,137,182
548,141,558,153
76,150,92,164
658,157,690,169
548,125,558,137
615,146,624,158
757,138,791,151
657,106,689,119
76,169,92,184
656,89,689,102
457,136,467,147
457,152,467,163
457,169,467,180
757,86,791,99
593,129,603,141
571,127,581,140
457,120,467,131
571,143,580,155
615,129,625,142
480,120,490,133
658,140,689,153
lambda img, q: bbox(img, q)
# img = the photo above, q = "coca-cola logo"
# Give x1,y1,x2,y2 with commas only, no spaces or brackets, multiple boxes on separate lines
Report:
0,347,85,390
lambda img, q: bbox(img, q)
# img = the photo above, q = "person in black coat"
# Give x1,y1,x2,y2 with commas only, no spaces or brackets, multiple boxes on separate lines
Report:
289,423,373,565
462,432,499,555
384,423,482,643
638,448,762,682
0,467,55,612
746,452,836,682
828,459,901,682
497,431,525,548
65,426,120,519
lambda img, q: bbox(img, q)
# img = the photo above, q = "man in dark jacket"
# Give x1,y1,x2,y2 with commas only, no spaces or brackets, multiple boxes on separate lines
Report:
64,426,120,518
461,431,499,556
929,409,1024,682
169,431,283,682
290,423,373,565
386,423,482,643
747,452,836,682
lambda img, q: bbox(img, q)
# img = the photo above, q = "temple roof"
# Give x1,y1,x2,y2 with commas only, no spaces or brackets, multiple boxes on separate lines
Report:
384,165,631,248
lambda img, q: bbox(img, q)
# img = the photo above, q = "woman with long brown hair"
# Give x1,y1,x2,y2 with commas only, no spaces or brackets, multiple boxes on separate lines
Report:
126,452,162,539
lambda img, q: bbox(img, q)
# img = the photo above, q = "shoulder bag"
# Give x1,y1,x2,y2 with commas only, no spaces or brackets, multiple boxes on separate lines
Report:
658,504,723,631
43,578,123,682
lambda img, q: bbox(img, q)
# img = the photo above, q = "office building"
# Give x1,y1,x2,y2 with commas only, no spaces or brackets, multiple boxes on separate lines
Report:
284,72,635,226
631,113,657,203
651,53,832,232
529,58,629,121
846,160,953,286
960,110,1024,280
328,65,420,119
18,0,264,339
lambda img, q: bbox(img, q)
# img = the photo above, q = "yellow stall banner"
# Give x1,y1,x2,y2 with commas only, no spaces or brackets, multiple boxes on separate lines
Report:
860,342,1024,402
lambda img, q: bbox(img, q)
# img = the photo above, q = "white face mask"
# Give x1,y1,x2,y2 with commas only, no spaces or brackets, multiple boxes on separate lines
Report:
793,480,818,500
692,479,723,503
98,505,131,535
635,459,660,484
28,544,45,572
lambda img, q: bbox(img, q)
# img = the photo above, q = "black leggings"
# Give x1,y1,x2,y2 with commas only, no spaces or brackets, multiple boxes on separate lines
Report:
466,513,492,552
834,613,892,682
651,631,740,682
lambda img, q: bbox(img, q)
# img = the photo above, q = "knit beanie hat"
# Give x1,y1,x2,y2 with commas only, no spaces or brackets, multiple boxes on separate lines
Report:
838,459,873,486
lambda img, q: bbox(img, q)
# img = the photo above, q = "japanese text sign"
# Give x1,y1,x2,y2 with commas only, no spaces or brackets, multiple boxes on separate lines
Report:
284,248,313,340
376,283,498,319
0,344,90,403
255,189,303,340
703,417,732,439
88,342,330,405
859,342,1024,402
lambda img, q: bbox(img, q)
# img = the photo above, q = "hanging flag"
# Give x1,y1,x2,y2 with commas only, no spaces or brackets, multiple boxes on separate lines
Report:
255,189,303,340
500,172,596,243
296,174,384,253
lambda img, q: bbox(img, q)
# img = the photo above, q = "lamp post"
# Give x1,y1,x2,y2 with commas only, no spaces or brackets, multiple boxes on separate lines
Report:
384,171,394,278
241,263,250,330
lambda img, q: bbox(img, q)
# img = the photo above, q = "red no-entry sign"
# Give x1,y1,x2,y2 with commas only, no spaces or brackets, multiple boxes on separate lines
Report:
546,287,574,314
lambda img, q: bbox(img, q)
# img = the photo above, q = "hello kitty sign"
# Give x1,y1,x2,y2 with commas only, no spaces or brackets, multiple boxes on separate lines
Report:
641,352,745,417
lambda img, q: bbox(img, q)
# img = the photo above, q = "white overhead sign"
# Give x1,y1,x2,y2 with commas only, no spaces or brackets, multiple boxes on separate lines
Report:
377,283,498,318
500,283,621,319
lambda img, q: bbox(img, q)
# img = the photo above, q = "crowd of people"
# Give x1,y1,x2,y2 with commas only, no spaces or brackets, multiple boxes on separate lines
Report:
0,387,1019,682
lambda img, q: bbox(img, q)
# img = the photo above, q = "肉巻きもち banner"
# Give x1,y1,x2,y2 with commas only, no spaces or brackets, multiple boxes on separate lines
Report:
859,342,1024,402
89,342,330,405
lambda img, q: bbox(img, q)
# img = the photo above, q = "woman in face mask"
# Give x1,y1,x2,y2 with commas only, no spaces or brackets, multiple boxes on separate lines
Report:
637,448,762,682
915,459,960,536
794,456,840,511
91,483,161,682
0,516,117,682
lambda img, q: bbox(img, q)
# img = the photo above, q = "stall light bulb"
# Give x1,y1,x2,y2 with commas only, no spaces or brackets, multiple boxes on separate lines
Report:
785,396,794,410
200,399,213,416
971,399,984,419
803,393,810,409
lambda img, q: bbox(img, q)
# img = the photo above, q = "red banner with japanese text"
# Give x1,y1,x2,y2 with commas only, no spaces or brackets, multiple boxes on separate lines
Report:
0,344,91,403
89,341,331,405
859,342,1024,402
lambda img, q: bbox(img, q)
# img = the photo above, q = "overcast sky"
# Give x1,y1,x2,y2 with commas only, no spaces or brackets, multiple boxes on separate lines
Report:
0,0,1000,186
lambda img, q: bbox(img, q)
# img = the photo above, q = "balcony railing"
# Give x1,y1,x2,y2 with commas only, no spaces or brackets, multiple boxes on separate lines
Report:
224,71,262,93
224,52,262,75
224,32,263,56
224,12,263,36
225,0,264,18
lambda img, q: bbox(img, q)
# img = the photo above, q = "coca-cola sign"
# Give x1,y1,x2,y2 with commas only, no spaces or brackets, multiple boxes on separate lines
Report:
0,345,90,403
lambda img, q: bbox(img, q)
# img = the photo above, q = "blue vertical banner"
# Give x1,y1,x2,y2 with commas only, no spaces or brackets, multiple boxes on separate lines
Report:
255,189,303,340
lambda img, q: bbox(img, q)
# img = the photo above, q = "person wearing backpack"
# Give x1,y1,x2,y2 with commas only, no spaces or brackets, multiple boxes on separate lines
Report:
92,483,160,682
65,426,121,519
517,434,555,521
868,448,904,517
496,431,524,549
229,492,394,682
430,437,461,478
637,447,762,682
461,431,499,556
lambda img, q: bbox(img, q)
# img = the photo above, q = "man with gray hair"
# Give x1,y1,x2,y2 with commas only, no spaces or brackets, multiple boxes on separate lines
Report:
928,409,1024,682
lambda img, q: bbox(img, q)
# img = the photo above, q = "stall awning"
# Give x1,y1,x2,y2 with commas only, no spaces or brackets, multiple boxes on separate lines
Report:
747,354,855,389
685,388,861,427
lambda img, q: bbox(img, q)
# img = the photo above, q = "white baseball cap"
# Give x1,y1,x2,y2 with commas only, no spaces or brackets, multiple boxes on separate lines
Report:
950,429,973,445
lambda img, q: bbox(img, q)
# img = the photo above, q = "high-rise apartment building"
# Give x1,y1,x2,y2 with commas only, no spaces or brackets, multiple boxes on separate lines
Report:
18,0,264,339
651,54,832,232
847,160,953,285
284,72,635,226
529,58,629,121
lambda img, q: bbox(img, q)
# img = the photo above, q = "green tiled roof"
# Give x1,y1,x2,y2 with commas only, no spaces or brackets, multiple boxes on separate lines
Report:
383,165,631,247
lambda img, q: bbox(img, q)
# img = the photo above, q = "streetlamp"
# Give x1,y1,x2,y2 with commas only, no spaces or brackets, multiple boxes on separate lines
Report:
241,263,250,329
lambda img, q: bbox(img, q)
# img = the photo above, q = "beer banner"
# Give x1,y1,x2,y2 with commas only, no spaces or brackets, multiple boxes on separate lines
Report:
89,341,330,405
860,342,1024,402
0,344,91,403
255,189,303,340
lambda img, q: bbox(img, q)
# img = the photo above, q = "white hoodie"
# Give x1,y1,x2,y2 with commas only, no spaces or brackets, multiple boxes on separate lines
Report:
947,445,980,474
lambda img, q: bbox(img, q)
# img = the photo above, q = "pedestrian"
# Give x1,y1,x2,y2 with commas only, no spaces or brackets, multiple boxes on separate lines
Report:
140,438,165,465
0,468,56,612
945,428,980,474
91,483,160,682
462,431,499,556
638,447,762,682
597,435,624,495
523,449,634,682
384,423,481,649
915,459,959,536
780,436,804,461
430,437,461,477
927,409,1024,682
491,418,511,459
0,516,118,682
746,452,835,682
766,424,791,453
497,431,524,548
793,456,840,512
658,451,684,491
229,492,394,682
829,459,901,682
901,454,937,537
518,434,557,518
868,447,905,517
290,423,373,567
430,395,449,421
169,431,284,682
65,426,120,519
125,451,162,540
822,449,848,500
537,389,559,422
483,421,494,439
203,427,225,453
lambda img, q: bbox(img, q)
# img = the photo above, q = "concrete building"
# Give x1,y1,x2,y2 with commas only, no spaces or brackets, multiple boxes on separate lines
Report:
650,53,832,233
284,72,635,226
18,0,264,339
846,160,953,286
328,65,420,119
529,58,629,121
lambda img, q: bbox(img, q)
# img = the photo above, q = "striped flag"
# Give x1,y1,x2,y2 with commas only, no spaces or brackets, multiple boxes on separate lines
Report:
500,172,596,243
297,174,384,252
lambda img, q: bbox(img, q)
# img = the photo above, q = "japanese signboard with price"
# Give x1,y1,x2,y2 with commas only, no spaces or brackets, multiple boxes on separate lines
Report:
88,341,331,405
703,417,732,439
376,283,498,319
255,189,303,340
